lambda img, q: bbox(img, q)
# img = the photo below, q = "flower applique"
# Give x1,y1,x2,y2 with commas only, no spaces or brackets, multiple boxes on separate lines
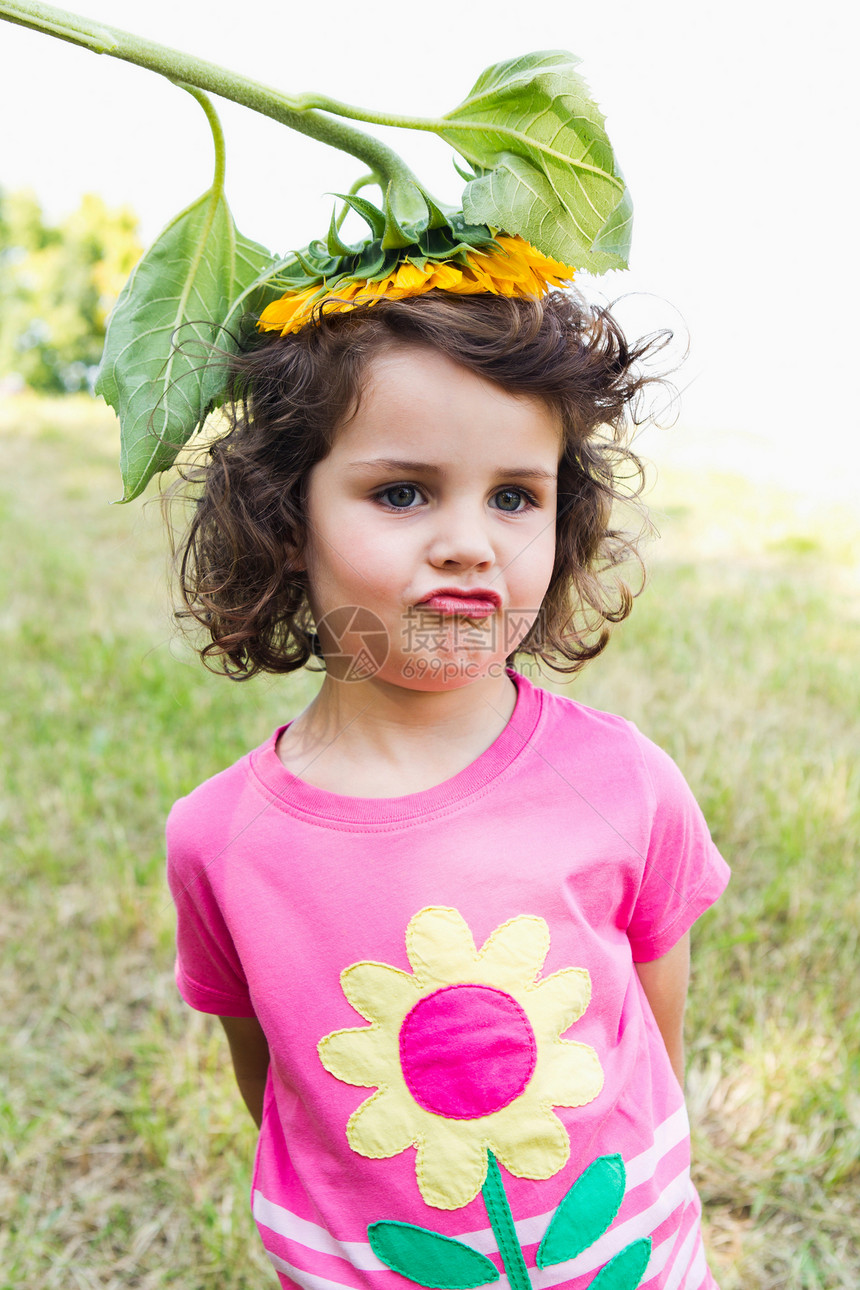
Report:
318,908,652,1290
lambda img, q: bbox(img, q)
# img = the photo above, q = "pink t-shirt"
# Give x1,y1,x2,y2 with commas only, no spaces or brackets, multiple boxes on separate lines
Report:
167,672,729,1290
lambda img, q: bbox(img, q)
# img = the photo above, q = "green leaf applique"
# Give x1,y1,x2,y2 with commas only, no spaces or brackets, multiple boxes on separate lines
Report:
368,1220,500,1289
537,1152,627,1268
589,1237,652,1289
438,51,631,271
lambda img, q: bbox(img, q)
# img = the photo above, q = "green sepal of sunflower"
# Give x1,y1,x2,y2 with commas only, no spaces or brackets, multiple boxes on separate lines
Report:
325,207,354,258
268,195,498,299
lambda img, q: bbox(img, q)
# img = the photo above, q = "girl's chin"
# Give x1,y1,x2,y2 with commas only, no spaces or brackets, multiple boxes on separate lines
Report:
394,655,509,690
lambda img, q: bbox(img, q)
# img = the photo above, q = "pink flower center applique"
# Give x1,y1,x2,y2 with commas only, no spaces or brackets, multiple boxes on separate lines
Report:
399,982,537,1119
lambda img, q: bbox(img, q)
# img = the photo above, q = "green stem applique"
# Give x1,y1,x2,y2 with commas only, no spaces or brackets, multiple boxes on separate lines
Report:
480,1153,532,1290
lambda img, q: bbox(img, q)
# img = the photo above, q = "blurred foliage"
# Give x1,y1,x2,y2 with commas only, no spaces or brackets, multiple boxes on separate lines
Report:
0,187,142,394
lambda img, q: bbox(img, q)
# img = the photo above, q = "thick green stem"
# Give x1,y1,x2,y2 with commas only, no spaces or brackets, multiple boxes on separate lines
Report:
0,0,420,192
481,1153,533,1290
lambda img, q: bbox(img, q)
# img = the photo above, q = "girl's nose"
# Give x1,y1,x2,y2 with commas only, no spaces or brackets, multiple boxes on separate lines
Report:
427,503,495,570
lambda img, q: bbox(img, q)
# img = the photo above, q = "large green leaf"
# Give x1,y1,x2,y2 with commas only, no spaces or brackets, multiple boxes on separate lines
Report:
437,51,631,271
95,189,275,501
537,1154,627,1268
368,1221,500,1289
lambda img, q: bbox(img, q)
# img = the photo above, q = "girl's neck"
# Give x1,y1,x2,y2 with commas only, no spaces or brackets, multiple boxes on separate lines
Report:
276,670,518,798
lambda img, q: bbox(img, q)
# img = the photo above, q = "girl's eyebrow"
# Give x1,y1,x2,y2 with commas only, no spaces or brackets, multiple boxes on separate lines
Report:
350,458,557,482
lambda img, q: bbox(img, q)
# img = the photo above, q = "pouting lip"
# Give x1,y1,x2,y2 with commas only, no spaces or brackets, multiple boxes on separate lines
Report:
414,587,502,609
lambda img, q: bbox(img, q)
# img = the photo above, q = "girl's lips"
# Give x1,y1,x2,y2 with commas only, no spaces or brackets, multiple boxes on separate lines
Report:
416,592,500,618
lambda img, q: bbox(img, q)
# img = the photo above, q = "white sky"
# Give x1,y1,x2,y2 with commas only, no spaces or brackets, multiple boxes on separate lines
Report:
2,0,858,496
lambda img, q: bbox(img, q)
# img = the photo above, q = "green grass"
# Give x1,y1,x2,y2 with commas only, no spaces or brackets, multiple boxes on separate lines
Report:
2,394,858,1287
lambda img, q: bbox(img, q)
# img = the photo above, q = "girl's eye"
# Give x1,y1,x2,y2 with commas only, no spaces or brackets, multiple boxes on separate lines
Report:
378,484,422,509
492,487,532,513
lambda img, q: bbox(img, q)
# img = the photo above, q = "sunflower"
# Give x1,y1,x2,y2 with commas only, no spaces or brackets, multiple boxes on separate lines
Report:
318,907,603,1211
257,237,575,337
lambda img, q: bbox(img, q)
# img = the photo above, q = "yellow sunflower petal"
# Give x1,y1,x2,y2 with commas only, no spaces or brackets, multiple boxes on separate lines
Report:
360,276,391,300
283,308,317,335
527,967,592,1040
537,1039,605,1108
449,272,488,296
491,1105,570,1180
496,235,574,280
340,961,419,1025
415,1117,489,1209
258,287,316,333
393,261,430,290
347,1089,417,1159
477,915,550,988
424,262,465,290
460,258,497,290
405,906,478,986
471,255,521,284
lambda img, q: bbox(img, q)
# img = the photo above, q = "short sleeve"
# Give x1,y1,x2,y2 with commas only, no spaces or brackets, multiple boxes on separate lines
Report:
626,733,730,962
165,798,257,1017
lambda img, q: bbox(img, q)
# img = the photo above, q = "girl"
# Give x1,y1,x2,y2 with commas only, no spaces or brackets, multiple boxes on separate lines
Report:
166,285,729,1290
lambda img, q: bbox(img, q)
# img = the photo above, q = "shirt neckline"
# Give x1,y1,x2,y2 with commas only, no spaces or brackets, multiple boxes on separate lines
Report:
248,669,544,827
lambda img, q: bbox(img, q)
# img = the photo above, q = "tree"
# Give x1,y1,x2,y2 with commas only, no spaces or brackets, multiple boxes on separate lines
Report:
0,188,142,394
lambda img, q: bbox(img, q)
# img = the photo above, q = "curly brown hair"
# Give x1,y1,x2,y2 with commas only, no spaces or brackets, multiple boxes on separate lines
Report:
171,290,666,679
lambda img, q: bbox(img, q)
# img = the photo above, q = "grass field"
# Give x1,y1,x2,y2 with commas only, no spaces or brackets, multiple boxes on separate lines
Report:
1,394,858,1289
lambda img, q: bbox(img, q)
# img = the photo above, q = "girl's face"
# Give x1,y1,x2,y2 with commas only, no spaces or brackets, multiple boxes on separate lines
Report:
301,344,561,691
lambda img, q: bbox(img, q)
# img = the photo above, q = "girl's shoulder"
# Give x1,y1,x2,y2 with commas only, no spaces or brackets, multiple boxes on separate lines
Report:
536,682,635,735
526,675,696,804
165,726,282,842
529,674,653,749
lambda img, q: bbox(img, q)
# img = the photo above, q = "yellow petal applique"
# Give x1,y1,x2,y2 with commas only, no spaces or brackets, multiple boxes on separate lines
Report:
415,1116,490,1210
318,1024,399,1088
538,1038,605,1108
406,906,479,986
340,960,419,1025
347,1088,417,1159
477,915,550,989
527,967,592,1040
490,1105,571,1180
